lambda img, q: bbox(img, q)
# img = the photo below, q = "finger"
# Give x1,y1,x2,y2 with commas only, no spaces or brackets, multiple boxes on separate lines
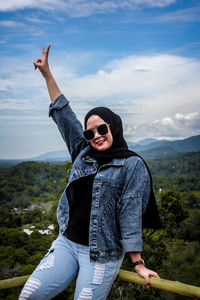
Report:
45,44,51,57
35,58,42,64
33,59,41,68
42,46,45,56
33,62,37,70
144,276,151,287
144,280,151,289
150,271,160,278
143,284,150,289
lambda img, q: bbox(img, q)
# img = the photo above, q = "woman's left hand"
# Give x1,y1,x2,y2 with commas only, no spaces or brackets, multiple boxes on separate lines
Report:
135,264,160,288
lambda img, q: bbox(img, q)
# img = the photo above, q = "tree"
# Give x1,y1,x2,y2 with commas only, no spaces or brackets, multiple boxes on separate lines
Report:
159,190,188,237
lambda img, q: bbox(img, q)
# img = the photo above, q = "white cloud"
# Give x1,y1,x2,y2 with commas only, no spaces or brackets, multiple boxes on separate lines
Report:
152,112,200,136
0,0,176,15
174,112,200,128
123,112,200,141
0,0,64,12
154,5,200,23
0,20,25,27
25,16,51,24
58,54,200,119
0,50,200,146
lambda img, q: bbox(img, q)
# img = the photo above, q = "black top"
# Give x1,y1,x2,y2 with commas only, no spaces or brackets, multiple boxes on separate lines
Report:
65,174,95,246
65,159,111,246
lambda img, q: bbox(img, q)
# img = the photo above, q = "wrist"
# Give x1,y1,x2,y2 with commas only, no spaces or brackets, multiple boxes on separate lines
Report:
43,69,52,79
132,259,145,268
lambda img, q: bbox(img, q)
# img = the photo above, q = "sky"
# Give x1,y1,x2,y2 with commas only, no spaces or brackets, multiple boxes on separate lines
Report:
0,0,200,159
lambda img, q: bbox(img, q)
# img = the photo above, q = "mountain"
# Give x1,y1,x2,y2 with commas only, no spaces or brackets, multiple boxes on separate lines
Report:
21,135,200,160
130,135,199,151
0,135,199,168
0,159,24,169
128,135,200,159
0,150,70,169
138,146,179,160
30,150,71,162
135,138,158,146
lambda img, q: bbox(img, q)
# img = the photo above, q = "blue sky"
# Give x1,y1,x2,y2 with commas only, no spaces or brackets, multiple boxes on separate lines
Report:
0,0,200,159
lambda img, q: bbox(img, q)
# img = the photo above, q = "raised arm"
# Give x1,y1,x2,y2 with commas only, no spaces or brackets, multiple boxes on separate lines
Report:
33,45,61,103
33,45,88,161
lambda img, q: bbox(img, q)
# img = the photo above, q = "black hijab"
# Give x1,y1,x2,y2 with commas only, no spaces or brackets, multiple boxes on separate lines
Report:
84,107,162,229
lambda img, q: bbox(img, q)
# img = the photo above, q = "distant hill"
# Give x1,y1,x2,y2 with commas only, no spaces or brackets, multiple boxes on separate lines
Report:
147,151,200,178
128,135,200,159
0,159,24,169
138,146,179,160
30,150,71,162
0,153,199,208
0,151,70,169
134,138,158,146
0,135,199,168
0,161,67,207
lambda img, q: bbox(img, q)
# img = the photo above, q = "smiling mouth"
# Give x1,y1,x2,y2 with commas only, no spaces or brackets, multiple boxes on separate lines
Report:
96,139,105,145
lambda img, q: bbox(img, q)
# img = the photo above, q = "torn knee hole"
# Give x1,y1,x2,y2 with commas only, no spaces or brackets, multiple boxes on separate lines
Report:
78,287,93,300
19,278,41,299
92,263,105,285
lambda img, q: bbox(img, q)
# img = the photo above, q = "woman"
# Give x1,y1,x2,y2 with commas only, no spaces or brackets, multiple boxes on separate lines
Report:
19,45,160,300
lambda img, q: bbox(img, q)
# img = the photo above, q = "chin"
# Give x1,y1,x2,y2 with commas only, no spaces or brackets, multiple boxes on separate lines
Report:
96,145,111,151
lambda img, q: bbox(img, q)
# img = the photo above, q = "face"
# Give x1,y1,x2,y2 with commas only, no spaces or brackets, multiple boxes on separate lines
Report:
86,115,113,151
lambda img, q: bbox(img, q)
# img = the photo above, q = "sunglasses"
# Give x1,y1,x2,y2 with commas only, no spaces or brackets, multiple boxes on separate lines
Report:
83,123,109,141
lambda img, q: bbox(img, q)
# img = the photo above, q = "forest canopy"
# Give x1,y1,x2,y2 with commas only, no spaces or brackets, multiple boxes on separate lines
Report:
0,152,200,299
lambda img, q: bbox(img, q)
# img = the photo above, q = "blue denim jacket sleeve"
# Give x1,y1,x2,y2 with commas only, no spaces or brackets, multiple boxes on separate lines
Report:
49,94,88,162
119,158,150,252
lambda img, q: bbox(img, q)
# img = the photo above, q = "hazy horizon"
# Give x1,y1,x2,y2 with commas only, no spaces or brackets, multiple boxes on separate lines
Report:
1,134,199,160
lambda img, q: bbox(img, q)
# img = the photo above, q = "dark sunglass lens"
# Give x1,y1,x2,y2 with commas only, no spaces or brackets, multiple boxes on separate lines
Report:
98,124,108,135
83,129,94,140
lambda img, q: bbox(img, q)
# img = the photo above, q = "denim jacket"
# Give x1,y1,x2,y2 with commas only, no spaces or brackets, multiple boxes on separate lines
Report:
49,94,150,263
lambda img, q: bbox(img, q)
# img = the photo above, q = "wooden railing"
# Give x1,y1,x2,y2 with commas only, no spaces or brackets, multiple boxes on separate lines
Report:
118,270,200,298
0,270,199,298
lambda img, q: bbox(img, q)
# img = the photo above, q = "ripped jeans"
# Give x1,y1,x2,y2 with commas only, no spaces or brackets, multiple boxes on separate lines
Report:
19,234,124,300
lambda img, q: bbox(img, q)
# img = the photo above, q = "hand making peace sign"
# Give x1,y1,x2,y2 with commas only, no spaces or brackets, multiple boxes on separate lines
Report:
33,44,51,77
33,45,61,102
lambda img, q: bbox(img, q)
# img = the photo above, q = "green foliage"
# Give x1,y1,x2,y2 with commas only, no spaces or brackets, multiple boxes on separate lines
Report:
177,209,200,241
0,157,199,300
0,204,22,228
159,190,189,236
148,152,200,208
0,230,53,299
181,191,200,209
0,161,73,299
148,152,200,178
0,161,68,207
163,240,200,287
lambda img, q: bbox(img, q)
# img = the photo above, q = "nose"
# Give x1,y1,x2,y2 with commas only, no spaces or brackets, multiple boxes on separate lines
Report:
94,129,101,139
